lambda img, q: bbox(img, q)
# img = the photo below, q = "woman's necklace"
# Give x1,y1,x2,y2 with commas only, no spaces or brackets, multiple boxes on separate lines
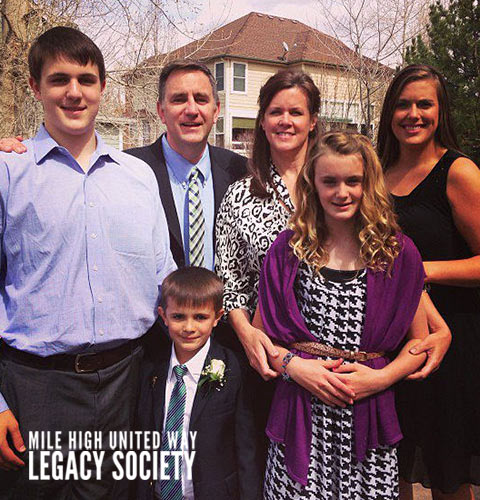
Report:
319,267,364,283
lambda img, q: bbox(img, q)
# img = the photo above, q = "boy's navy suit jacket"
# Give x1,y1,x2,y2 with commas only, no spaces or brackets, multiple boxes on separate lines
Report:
134,339,263,500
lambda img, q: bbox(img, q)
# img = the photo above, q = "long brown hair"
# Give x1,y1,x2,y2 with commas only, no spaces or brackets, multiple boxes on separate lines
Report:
290,132,400,273
377,64,459,169
249,70,321,198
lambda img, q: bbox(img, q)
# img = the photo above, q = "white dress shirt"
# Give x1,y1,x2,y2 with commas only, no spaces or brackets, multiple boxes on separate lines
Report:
162,338,210,500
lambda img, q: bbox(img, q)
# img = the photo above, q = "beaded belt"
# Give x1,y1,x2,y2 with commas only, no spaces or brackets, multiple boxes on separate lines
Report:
290,341,384,362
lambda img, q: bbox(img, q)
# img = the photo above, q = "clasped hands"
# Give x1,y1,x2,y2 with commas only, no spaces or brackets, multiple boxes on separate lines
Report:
287,357,386,408
240,326,386,408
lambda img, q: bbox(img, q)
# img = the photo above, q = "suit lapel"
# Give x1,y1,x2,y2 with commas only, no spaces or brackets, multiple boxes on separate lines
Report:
151,357,170,433
152,140,231,264
190,342,226,427
209,145,231,218
151,135,183,255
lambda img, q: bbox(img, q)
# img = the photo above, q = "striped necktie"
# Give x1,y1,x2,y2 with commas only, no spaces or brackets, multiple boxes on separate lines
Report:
158,364,188,500
188,168,205,267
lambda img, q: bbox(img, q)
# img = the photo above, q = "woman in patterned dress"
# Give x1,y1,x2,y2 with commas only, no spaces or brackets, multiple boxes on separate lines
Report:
254,132,428,499
377,64,480,500
215,70,321,380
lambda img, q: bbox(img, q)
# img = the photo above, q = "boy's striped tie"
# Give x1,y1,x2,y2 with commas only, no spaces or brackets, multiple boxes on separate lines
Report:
158,364,188,500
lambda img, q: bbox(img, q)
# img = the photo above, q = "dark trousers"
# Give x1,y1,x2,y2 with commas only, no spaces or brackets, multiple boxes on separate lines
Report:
0,346,143,500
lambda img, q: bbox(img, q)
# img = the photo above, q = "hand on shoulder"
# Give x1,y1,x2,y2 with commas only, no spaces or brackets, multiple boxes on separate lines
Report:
0,136,26,154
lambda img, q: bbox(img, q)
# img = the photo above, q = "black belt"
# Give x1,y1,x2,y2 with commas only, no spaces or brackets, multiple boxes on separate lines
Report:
0,338,142,373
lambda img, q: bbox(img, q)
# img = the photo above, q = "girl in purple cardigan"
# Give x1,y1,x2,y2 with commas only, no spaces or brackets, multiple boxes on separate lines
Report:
254,132,428,499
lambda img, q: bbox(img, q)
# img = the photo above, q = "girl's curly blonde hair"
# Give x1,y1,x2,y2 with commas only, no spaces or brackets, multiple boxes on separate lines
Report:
290,131,401,273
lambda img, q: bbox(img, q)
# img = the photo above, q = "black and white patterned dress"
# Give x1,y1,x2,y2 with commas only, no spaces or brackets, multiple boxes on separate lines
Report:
264,262,398,500
215,166,293,316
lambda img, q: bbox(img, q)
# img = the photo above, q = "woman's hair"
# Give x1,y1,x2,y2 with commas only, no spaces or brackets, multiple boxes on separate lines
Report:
377,64,459,169
249,70,321,198
290,131,401,273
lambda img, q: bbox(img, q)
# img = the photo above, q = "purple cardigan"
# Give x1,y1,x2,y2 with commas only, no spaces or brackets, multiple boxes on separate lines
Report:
258,230,425,485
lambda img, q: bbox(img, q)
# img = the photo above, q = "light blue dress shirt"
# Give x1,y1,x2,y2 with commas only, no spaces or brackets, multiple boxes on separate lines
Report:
162,135,215,270
0,125,177,411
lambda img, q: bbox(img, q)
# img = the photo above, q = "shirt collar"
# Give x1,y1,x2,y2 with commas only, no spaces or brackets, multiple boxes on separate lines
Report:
168,337,211,385
162,134,211,185
269,162,295,211
32,124,120,167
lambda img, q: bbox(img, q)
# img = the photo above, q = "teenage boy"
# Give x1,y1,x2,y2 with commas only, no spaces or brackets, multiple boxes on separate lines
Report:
135,267,262,500
0,27,176,498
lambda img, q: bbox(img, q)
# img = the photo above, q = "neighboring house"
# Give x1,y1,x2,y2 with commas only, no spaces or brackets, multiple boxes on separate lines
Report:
96,117,133,150
124,12,392,152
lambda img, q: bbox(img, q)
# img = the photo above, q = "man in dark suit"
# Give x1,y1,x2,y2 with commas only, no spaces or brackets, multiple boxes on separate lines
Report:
125,60,247,269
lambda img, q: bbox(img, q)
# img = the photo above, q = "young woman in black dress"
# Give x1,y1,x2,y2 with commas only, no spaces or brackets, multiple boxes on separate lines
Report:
377,64,480,500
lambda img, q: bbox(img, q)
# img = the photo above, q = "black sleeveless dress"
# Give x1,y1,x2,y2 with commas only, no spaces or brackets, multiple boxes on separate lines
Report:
392,150,480,492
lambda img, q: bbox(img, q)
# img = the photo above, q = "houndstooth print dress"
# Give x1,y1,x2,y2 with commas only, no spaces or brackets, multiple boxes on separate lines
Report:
264,262,399,500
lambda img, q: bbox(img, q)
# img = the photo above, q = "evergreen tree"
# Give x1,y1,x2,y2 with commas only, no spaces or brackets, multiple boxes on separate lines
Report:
406,0,480,162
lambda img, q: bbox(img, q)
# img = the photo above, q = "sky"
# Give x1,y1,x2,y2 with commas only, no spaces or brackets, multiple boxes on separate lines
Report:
200,0,321,26
172,0,329,48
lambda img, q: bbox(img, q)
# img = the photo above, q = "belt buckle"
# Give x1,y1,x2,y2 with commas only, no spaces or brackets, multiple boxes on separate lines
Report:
357,351,368,362
75,352,98,373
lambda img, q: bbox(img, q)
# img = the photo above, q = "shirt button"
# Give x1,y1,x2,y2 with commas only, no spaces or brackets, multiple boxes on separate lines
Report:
182,182,187,189
89,202,95,208
98,297,103,303
93,265,98,271
90,233,97,239
99,329,104,336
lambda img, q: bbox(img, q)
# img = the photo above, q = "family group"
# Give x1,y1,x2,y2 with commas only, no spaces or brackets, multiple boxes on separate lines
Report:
0,24,478,500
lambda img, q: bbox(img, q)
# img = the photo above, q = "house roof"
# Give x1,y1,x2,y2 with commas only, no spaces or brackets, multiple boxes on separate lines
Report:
145,12,367,68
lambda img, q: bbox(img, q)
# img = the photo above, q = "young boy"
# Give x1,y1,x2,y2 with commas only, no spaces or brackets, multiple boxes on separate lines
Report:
135,267,262,500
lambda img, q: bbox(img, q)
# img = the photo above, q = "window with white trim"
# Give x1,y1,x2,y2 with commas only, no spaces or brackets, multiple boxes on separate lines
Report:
215,62,224,92
215,117,224,148
232,63,246,92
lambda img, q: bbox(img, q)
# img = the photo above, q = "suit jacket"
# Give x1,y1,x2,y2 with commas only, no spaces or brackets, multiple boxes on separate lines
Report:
125,135,247,267
134,339,263,500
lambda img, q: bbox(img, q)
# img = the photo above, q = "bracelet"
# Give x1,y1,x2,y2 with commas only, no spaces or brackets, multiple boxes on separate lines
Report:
281,352,296,382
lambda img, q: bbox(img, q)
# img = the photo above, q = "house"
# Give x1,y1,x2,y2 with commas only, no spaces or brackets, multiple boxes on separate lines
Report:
125,12,392,152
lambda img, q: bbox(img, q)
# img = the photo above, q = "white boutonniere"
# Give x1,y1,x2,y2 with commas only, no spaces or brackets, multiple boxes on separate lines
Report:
199,359,226,391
